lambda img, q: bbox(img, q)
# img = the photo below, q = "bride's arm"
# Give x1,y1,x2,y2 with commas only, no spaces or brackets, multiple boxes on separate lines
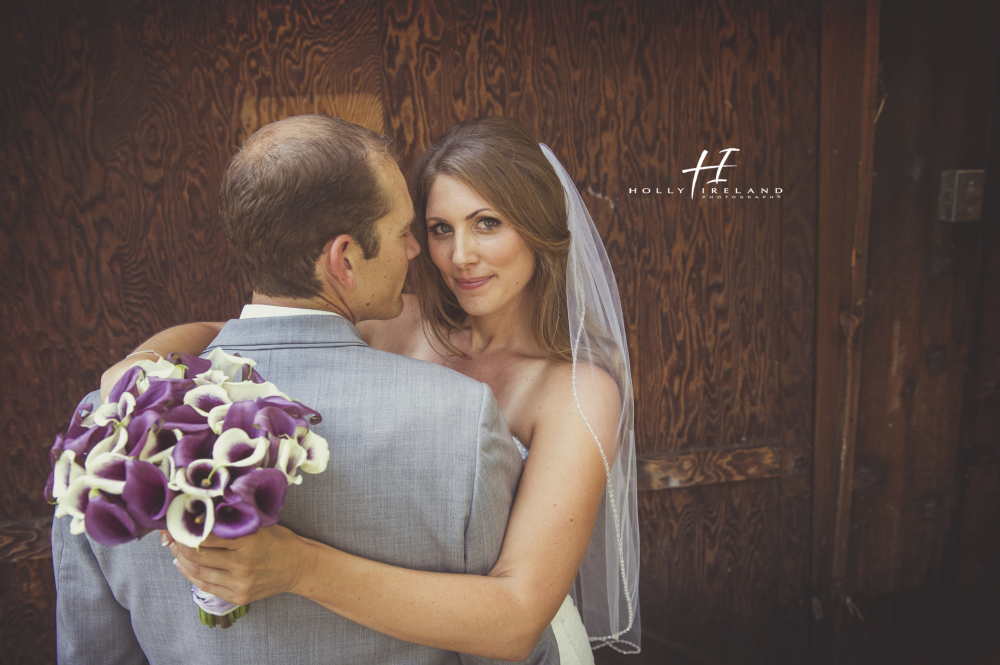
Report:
100,322,224,399
170,365,618,660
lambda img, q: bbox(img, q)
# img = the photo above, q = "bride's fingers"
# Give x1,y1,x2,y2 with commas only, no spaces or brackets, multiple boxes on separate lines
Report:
174,565,240,605
170,540,234,569
172,554,234,592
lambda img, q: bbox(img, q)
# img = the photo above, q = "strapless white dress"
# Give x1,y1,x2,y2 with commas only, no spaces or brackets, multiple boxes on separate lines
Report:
513,438,595,665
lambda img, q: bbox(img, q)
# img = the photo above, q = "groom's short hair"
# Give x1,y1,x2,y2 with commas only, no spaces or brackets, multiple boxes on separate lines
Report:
219,115,395,298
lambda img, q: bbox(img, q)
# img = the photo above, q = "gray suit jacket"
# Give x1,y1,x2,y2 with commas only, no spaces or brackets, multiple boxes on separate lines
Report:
53,314,559,664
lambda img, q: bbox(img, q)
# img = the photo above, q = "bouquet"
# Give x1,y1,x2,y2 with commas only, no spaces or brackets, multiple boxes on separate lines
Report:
45,348,329,628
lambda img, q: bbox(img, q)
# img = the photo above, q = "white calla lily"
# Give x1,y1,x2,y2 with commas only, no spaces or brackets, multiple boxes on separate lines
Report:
207,403,232,434
160,452,176,484
205,348,257,382
171,461,230,498
212,428,268,468
298,431,330,475
276,437,307,485
194,369,229,386
52,450,83,500
85,425,128,461
91,402,118,426
221,381,289,402
134,356,186,380
83,452,130,495
183,385,232,417
59,476,95,519
134,426,175,464
69,515,87,535
166,495,215,549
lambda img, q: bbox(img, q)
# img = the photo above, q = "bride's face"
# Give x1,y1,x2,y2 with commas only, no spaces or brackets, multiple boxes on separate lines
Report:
425,175,535,319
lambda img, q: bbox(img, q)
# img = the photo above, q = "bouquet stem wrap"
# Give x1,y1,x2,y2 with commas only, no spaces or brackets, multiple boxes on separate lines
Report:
192,586,247,629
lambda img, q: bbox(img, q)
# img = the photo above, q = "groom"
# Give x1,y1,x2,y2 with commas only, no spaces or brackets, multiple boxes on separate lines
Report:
53,115,559,664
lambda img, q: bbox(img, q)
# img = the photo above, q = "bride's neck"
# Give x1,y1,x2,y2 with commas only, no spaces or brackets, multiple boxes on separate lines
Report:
464,292,536,355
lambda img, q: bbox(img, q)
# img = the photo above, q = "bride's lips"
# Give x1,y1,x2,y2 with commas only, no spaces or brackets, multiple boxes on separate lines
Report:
454,276,493,291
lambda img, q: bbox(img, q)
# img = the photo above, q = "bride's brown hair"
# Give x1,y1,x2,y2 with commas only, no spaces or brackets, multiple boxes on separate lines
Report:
409,116,572,361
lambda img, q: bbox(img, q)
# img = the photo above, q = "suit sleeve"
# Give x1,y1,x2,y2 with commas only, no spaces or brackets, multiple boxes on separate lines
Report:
52,390,146,665
459,385,561,665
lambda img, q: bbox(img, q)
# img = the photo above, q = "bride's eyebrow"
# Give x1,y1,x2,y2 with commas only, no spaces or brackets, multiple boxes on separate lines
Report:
425,209,495,225
465,208,491,220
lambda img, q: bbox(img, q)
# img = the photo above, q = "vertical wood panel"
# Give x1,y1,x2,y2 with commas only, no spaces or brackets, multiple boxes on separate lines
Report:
849,0,995,599
951,2,1000,596
811,0,881,660
776,0,820,657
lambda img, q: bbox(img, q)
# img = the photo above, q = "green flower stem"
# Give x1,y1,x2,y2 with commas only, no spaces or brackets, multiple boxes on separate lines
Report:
198,603,249,629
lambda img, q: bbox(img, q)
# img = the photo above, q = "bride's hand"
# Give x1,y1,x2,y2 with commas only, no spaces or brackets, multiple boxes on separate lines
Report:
100,322,225,400
167,525,319,607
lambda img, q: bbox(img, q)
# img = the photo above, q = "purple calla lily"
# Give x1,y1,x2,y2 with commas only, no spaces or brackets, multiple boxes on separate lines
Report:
107,366,144,405
172,429,218,467
184,385,231,417
122,459,174,530
212,499,260,539
173,460,229,498
221,400,261,438
64,401,95,439
212,429,267,469
43,471,56,504
85,494,140,546
60,422,116,457
160,405,211,433
256,396,322,426
85,453,129,495
123,410,161,457
229,468,288,527
137,426,177,464
133,379,177,413
167,351,212,379
253,406,298,440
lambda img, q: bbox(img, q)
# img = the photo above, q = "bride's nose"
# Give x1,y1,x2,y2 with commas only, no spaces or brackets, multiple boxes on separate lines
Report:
451,228,478,266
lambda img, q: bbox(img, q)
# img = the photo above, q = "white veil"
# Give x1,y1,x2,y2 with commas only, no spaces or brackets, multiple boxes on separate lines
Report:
541,145,641,653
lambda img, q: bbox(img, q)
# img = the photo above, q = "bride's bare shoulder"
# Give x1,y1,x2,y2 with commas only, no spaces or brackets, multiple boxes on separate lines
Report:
357,294,427,356
532,360,623,439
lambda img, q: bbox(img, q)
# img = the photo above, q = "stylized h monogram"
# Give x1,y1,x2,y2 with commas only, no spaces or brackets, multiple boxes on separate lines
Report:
681,148,740,199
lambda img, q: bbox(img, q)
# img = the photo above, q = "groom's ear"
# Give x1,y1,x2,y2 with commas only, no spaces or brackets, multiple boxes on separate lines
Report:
322,234,361,291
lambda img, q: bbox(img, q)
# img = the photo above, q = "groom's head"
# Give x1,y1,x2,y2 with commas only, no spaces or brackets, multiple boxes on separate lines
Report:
220,115,419,321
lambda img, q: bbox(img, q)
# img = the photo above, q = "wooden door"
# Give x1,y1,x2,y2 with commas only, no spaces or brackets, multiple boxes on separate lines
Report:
0,1,874,663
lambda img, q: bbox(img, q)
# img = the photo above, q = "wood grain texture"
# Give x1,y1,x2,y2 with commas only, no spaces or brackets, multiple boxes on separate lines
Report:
380,0,812,661
638,445,780,490
774,0,819,658
0,559,57,665
0,518,53,565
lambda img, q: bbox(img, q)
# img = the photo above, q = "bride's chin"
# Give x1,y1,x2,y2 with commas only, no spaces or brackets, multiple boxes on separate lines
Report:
451,294,494,318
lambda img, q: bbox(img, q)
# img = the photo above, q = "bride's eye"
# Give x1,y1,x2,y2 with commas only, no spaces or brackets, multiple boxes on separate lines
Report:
428,222,452,235
478,217,501,230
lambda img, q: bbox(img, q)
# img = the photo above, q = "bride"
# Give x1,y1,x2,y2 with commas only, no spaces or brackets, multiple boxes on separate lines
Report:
106,116,640,661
